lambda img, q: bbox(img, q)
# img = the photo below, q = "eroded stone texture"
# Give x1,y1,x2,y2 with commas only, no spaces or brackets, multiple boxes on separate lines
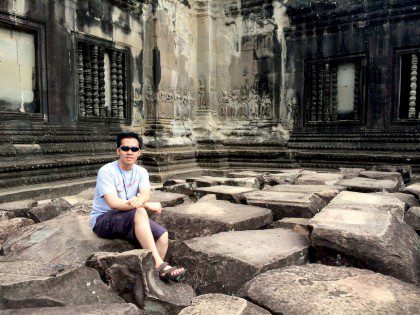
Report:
194,185,257,203
87,250,195,314
153,198,272,241
172,229,309,295
263,171,302,186
340,168,366,179
227,171,264,179
150,190,187,207
404,183,420,200
360,170,404,185
373,192,420,208
28,201,63,223
0,303,144,315
0,217,34,246
405,207,420,231
295,172,342,185
0,266,124,310
339,177,401,193
2,213,134,267
309,206,420,285
238,264,420,315
179,293,270,315
327,191,407,219
244,190,327,220
265,184,343,202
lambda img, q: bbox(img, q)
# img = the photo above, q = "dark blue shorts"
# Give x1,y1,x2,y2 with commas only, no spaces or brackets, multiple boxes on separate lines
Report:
93,209,167,248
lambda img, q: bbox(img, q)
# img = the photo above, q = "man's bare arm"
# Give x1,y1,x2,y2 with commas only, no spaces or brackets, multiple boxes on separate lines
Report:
103,193,136,211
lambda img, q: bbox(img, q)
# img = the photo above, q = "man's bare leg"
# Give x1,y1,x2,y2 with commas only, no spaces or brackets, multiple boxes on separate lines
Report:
156,231,168,259
133,208,184,276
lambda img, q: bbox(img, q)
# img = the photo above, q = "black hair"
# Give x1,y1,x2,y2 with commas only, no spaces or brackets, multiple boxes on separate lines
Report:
116,132,143,148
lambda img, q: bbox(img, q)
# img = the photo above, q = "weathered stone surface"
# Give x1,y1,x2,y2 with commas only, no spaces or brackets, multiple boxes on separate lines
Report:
243,190,327,220
87,250,195,314
340,167,366,179
404,183,420,200
179,293,270,315
238,264,420,315
295,172,342,185
150,190,187,207
328,191,407,219
70,199,93,213
227,171,263,179
270,217,310,238
360,170,404,185
172,229,309,295
263,171,301,185
0,303,145,314
265,184,343,202
0,211,12,222
153,198,272,241
2,213,134,267
374,192,419,208
309,206,420,285
52,197,73,211
339,177,401,193
405,207,420,231
28,201,62,222
163,179,187,187
188,176,260,189
75,188,95,200
0,200,37,218
161,183,196,196
0,217,34,246
0,266,124,310
194,185,256,203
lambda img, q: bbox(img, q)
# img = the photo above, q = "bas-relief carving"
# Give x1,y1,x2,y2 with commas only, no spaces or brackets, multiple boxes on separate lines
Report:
174,88,195,120
198,75,208,109
144,79,156,118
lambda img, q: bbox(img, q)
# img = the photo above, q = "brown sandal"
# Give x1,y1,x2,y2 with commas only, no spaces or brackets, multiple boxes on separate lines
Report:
157,262,186,282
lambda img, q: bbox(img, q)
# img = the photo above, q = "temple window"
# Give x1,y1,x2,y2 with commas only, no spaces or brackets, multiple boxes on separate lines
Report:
306,59,363,123
398,52,419,120
77,39,129,120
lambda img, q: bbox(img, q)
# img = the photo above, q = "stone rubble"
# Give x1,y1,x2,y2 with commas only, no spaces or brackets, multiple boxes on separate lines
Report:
1,167,419,313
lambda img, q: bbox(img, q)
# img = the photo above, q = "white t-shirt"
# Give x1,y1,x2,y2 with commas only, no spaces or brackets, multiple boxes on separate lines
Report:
89,161,150,227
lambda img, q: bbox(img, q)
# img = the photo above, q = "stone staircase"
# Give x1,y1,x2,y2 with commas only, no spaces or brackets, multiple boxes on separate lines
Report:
0,168,419,313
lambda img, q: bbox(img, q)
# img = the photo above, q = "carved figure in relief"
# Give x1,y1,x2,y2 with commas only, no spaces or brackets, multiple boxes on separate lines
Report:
89,132,186,283
198,76,207,109
260,94,272,119
230,89,240,119
238,86,249,118
218,91,230,116
144,79,156,117
248,89,260,119
174,89,182,119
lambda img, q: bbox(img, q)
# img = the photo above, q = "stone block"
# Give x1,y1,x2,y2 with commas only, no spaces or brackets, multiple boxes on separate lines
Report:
87,250,195,314
0,200,37,218
309,206,420,285
0,266,124,310
339,177,400,192
340,167,366,179
327,191,407,219
0,303,144,314
405,207,420,231
194,185,257,203
265,184,343,202
360,170,404,185
163,179,187,187
227,171,263,179
0,217,34,245
75,187,96,200
263,171,301,185
172,229,309,295
153,198,272,241
150,190,187,207
404,183,420,200
238,264,420,314
161,183,196,196
243,190,327,220
179,293,270,315
295,172,342,185
374,192,419,208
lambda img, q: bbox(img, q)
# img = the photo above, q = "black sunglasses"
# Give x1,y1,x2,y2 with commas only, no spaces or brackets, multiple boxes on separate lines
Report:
119,146,140,152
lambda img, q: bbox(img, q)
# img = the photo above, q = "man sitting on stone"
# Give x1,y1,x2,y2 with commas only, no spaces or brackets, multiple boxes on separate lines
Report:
89,131,185,282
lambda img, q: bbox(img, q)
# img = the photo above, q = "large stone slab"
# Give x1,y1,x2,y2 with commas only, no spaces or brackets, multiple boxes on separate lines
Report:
0,303,144,315
28,201,63,222
327,191,407,219
263,170,302,186
194,185,256,203
374,192,419,208
339,177,400,193
188,176,260,189
405,206,420,231
161,182,196,197
404,183,420,200
0,266,124,310
227,171,263,179
150,190,187,207
360,170,404,185
2,213,134,267
179,293,269,315
243,190,327,220
153,197,272,241
270,217,310,238
87,250,195,314
295,172,342,185
238,264,420,314
172,229,309,295
265,184,343,202
309,206,420,285
0,200,37,218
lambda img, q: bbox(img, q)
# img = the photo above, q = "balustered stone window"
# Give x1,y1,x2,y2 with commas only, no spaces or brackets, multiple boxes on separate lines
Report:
305,59,363,123
398,52,419,120
77,40,129,120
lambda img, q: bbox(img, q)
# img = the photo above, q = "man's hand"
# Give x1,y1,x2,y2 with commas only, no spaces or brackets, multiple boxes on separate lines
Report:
127,196,145,209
